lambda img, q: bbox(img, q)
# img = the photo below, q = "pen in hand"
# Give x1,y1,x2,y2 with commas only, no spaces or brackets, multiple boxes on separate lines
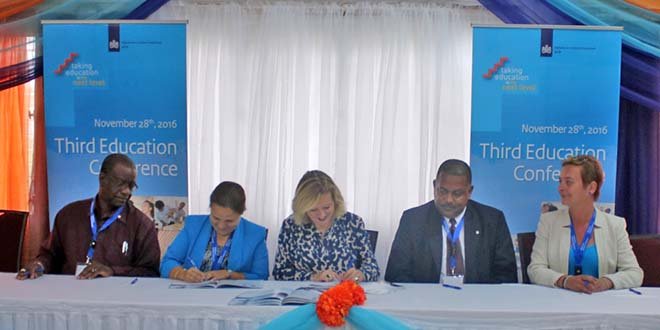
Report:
442,283,462,290
187,257,199,269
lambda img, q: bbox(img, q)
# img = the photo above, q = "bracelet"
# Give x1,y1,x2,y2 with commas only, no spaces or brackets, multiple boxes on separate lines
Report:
562,275,571,289
171,267,185,280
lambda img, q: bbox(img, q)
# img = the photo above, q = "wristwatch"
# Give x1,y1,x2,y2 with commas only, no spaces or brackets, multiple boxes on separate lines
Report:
35,261,45,273
227,269,233,279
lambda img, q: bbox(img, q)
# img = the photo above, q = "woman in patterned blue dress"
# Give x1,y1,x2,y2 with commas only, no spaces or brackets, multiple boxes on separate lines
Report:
272,170,379,282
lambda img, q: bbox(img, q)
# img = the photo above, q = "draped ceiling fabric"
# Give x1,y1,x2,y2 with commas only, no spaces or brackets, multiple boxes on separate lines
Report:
478,0,660,234
0,0,44,21
625,0,660,14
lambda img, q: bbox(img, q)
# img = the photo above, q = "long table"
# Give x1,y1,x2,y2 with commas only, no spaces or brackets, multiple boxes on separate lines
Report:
1,273,658,329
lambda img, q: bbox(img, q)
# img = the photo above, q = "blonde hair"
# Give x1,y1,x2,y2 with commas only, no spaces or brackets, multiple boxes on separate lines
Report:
292,170,346,225
562,155,604,200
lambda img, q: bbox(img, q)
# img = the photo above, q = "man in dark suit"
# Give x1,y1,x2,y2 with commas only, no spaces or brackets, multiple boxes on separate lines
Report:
385,159,517,283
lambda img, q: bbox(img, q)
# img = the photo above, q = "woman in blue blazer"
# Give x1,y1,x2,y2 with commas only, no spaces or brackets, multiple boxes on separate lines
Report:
161,182,269,281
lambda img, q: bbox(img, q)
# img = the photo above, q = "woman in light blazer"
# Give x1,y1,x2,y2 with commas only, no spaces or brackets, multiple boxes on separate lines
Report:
528,155,642,293
161,182,268,281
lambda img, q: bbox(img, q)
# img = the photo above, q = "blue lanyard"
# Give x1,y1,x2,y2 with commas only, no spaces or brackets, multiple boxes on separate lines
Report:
569,210,597,271
211,229,233,270
442,217,465,244
87,197,125,263
442,217,464,271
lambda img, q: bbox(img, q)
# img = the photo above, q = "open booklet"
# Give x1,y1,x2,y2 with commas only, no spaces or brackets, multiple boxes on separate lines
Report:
169,279,263,289
228,283,333,306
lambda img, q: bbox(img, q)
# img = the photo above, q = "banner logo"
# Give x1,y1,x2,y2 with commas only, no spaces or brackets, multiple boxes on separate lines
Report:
482,56,508,79
108,24,120,52
540,29,553,57
54,52,78,75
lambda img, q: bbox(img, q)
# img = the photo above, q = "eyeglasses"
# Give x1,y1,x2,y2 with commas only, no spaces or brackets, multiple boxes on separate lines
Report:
104,174,138,191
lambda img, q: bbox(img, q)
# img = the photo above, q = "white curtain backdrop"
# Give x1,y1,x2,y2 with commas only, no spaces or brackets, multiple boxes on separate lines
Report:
150,0,501,278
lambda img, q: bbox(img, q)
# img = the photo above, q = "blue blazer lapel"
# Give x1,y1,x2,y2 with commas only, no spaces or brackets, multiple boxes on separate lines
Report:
189,216,213,268
227,218,245,270
425,203,443,280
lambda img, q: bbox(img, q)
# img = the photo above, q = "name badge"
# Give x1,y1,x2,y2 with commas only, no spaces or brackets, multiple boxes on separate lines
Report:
75,262,87,277
442,274,464,287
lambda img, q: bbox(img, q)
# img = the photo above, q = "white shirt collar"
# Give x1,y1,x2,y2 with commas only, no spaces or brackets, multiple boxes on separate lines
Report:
443,207,466,225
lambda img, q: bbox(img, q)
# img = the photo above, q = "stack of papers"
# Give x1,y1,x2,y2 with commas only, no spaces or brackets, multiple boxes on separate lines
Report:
229,285,329,306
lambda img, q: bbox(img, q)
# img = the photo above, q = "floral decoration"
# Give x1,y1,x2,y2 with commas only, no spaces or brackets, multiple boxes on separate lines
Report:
315,280,366,327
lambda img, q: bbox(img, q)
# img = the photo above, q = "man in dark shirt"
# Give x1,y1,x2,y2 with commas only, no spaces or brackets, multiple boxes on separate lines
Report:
17,153,160,280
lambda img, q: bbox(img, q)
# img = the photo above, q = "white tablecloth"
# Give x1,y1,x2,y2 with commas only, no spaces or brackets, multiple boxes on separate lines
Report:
1,273,658,330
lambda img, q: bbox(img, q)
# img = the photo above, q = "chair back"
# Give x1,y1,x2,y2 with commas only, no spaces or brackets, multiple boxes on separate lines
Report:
366,230,378,254
517,232,536,284
0,210,29,272
630,234,660,287
157,227,181,259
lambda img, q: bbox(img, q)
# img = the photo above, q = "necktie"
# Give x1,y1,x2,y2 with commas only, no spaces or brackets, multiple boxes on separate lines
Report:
446,218,465,276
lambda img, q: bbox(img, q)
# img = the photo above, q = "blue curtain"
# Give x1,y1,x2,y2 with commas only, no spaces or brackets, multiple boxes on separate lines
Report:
478,0,580,25
478,0,660,234
616,99,660,235
621,46,660,111
0,0,170,92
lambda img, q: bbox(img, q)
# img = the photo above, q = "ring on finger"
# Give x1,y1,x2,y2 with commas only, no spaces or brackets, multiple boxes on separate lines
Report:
354,276,360,282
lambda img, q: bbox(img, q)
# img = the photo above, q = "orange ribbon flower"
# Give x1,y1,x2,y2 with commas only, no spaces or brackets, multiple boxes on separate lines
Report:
316,280,366,326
